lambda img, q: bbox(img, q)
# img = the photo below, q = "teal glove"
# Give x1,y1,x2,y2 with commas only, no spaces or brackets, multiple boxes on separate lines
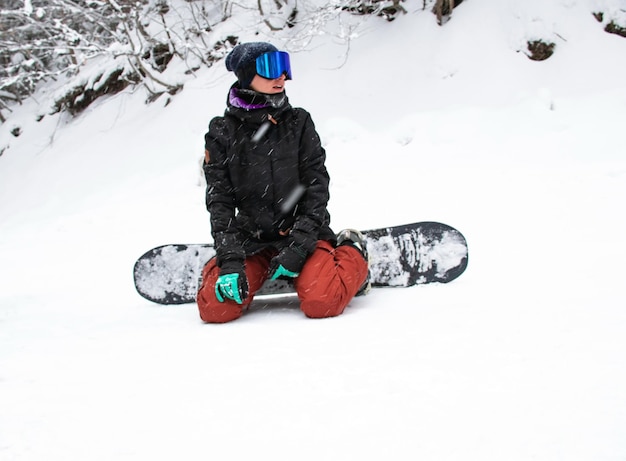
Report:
269,264,300,281
215,261,248,304
268,245,308,281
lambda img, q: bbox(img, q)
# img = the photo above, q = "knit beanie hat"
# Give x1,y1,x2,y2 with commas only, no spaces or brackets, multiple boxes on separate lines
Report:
225,42,279,89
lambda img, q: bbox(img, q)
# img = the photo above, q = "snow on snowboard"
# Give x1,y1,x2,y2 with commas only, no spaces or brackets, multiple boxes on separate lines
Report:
134,221,469,305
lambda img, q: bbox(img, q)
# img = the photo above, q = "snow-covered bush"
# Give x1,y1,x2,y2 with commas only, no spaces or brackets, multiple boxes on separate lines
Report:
5,0,624,126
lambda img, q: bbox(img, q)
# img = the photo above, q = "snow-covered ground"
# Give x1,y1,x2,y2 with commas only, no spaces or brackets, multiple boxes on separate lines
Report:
1,0,626,459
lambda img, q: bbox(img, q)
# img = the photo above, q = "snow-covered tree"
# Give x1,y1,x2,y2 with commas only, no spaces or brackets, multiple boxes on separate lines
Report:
0,0,146,119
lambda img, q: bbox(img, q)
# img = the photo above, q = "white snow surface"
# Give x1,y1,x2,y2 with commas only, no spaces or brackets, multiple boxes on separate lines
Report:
1,0,626,459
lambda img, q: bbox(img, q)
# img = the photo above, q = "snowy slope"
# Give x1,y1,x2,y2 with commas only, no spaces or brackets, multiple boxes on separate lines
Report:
1,0,626,459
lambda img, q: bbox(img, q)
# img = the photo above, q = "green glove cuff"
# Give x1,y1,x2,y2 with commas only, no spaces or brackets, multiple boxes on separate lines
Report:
269,264,300,281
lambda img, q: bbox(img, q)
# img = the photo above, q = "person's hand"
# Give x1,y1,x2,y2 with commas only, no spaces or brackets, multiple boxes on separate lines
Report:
215,261,248,304
268,245,308,281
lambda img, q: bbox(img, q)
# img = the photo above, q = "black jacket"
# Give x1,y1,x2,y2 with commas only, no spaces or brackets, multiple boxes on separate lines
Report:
203,85,335,266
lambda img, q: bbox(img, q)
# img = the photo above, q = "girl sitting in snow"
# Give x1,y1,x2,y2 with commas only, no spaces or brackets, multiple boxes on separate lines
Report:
197,42,369,323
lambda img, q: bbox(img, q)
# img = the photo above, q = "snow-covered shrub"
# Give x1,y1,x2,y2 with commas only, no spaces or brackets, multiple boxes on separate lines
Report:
526,40,555,61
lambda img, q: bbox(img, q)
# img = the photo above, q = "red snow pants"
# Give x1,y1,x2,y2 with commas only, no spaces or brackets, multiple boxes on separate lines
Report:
197,240,368,323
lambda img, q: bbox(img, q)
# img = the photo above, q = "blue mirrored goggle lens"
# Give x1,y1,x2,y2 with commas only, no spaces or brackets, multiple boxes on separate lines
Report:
256,51,292,80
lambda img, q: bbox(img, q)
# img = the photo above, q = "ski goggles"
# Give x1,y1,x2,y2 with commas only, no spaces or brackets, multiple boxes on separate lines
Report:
256,51,292,80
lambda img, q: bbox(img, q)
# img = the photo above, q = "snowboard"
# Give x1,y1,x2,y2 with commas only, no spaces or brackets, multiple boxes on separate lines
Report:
133,221,468,305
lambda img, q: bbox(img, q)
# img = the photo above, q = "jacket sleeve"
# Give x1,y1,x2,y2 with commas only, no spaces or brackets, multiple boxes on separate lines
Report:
291,110,331,253
203,117,245,266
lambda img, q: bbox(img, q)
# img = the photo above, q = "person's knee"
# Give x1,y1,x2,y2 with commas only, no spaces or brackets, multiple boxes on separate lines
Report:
300,294,345,319
197,288,243,323
198,300,242,323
